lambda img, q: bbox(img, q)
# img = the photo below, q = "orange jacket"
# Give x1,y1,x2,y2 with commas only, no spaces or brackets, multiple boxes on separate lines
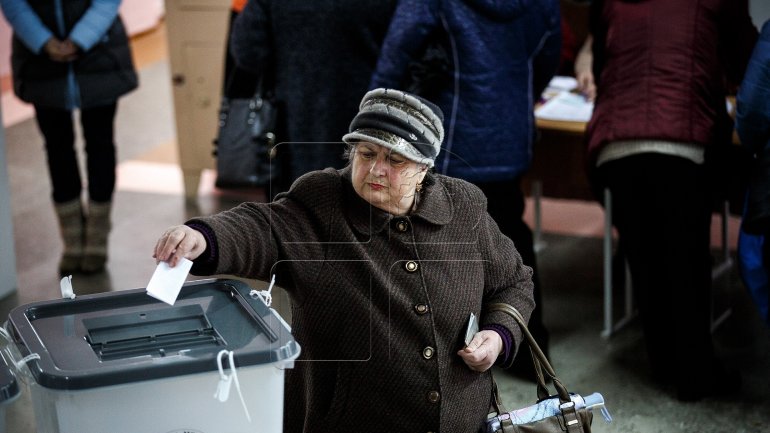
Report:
232,0,247,13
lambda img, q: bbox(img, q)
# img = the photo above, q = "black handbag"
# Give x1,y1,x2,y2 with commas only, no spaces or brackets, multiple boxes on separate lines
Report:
483,303,612,433
213,74,281,189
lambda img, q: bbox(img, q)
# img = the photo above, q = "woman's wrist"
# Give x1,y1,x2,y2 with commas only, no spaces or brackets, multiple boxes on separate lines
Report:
483,324,512,365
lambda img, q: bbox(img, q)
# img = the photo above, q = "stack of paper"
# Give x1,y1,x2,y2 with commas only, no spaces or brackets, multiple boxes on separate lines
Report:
535,90,594,123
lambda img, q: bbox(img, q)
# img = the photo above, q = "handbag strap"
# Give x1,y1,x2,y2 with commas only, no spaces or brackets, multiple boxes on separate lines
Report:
486,303,572,401
490,379,515,433
486,303,586,432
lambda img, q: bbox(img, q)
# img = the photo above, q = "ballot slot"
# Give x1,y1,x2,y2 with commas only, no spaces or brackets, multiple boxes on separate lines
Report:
83,304,224,361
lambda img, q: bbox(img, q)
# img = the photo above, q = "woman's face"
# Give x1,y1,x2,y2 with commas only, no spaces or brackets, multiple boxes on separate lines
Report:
351,142,427,215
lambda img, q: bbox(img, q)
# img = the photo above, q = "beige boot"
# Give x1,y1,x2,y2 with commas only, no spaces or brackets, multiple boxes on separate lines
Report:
81,200,112,274
54,199,84,275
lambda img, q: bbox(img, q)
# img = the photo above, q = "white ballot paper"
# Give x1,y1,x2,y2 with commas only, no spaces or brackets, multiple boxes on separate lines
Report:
146,258,193,305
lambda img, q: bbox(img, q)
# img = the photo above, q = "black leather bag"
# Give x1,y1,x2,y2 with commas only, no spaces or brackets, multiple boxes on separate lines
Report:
483,303,612,433
214,76,280,189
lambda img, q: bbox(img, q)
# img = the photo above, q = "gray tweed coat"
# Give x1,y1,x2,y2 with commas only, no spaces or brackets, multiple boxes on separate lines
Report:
189,167,534,433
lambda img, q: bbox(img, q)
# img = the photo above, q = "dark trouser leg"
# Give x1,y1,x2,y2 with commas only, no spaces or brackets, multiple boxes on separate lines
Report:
600,154,727,398
35,106,84,273
80,103,118,203
80,103,117,273
34,106,81,203
476,178,549,365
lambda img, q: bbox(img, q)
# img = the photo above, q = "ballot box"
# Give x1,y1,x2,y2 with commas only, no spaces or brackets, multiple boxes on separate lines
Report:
5,279,299,433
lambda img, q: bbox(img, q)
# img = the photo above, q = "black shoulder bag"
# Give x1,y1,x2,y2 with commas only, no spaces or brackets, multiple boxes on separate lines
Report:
213,70,281,189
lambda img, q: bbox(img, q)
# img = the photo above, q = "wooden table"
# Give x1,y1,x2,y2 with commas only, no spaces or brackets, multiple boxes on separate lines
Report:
535,117,588,134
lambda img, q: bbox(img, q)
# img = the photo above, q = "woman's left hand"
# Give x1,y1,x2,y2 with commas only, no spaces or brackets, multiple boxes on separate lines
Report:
457,330,503,372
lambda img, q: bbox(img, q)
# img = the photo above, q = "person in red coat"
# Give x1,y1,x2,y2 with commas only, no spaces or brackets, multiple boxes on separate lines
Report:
584,0,758,401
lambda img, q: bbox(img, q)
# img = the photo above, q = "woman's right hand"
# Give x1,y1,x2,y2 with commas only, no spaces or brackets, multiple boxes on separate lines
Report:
153,225,207,267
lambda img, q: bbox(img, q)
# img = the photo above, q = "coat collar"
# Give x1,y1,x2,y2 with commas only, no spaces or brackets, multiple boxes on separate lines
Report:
340,167,454,235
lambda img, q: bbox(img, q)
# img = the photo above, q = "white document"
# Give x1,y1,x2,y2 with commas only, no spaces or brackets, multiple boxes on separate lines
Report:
146,258,193,305
541,76,579,101
547,75,579,92
535,90,594,123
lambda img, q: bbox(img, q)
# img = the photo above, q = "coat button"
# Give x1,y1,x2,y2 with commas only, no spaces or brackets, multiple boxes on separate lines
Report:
427,390,441,404
405,260,418,272
414,304,429,315
395,219,409,232
422,346,435,359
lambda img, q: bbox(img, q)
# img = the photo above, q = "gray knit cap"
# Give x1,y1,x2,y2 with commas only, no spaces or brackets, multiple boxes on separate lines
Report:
343,88,445,167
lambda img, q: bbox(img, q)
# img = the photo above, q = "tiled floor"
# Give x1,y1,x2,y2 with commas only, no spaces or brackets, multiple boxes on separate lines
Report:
1,22,769,433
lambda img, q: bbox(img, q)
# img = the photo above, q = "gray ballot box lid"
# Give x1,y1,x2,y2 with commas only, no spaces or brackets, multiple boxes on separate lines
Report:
7,279,299,390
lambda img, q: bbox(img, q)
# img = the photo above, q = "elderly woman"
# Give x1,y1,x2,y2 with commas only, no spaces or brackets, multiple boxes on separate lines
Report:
153,88,534,433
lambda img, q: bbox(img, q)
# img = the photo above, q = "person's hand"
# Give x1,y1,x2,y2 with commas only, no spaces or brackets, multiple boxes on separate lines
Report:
43,37,79,62
574,34,596,102
457,330,503,372
575,69,596,102
153,225,207,267
43,38,65,61
59,38,79,59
